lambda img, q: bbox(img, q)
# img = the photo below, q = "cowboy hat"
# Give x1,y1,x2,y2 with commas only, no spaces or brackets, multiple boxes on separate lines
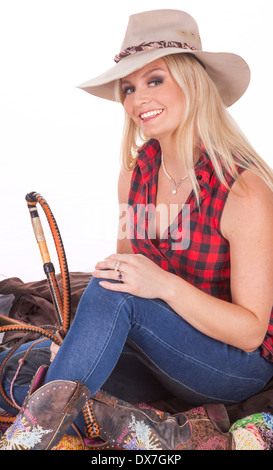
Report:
77,9,250,107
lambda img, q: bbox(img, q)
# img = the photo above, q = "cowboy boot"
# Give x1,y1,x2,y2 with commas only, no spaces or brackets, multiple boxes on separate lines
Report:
87,389,234,450
0,365,90,450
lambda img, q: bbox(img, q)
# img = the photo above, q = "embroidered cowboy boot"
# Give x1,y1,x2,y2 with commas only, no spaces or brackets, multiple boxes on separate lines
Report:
0,366,90,450
87,389,234,450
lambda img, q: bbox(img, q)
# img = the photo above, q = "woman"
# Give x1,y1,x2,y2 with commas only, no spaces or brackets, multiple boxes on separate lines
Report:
1,9,273,450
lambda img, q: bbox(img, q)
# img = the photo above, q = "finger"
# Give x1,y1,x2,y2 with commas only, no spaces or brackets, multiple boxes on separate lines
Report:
50,343,60,361
95,259,116,270
99,280,128,292
92,269,123,281
50,342,60,354
106,253,138,264
95,257,127,271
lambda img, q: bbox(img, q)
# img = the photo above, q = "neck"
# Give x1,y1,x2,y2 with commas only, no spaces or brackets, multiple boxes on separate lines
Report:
159,139,180,164
158,136,201,168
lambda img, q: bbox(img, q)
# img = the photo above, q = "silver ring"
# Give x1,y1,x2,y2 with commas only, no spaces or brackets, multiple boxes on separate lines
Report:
114,261,120,272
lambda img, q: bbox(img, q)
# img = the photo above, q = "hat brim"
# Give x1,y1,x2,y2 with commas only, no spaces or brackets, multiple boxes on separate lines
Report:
77,47,250,107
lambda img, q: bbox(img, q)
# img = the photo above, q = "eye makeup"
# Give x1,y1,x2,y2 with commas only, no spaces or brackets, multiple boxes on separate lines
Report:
121,74,164,95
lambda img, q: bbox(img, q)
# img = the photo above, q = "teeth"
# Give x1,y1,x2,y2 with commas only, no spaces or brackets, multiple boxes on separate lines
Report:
140,109,163,119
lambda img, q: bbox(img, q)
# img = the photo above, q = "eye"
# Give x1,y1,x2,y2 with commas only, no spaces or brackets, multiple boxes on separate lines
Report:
122,86,135,96
148,78,163,87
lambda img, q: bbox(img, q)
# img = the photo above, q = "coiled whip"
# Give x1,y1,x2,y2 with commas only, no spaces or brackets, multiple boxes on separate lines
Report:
0,192,72,422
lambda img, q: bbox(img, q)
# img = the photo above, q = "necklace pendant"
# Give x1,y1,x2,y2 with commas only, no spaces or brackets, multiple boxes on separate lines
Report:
161,153,188,196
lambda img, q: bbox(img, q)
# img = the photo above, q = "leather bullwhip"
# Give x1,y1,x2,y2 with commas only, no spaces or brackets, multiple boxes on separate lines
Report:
0,193,75,424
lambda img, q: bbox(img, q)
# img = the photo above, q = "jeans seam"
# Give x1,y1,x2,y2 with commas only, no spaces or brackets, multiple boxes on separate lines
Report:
127,338,238,403
131,322,266,387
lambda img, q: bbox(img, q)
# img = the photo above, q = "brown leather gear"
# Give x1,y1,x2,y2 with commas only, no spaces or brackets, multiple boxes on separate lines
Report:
0,366,90,450
87,389,234,450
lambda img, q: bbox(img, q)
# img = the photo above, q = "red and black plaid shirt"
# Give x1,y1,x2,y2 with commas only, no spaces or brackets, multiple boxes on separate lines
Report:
128,138,273,362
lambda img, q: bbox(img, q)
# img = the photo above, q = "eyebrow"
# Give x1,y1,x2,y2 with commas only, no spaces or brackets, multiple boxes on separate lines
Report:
121,67,167,85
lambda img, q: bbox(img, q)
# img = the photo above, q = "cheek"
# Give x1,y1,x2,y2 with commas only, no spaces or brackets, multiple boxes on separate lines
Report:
123,101,140,126
172,94,186,122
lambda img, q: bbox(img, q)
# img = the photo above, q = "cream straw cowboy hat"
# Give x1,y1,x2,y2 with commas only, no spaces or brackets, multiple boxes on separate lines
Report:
78,9,250,107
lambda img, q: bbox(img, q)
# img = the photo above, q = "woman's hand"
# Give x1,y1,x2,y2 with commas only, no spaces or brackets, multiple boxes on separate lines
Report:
92,253,172,300
50,342,60,362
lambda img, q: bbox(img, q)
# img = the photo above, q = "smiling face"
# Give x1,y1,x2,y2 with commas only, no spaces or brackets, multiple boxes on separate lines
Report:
121,58,186,145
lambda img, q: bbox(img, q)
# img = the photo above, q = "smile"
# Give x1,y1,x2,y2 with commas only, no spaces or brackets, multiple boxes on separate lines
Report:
139,109,163,120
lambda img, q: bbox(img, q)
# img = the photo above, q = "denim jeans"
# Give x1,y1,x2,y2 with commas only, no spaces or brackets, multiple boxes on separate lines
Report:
1,277,273,433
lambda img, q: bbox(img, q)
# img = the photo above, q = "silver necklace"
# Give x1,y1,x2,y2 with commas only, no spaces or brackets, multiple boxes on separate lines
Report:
161,154,188,195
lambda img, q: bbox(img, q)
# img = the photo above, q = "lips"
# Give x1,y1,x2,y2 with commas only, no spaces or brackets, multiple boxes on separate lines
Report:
139,109,163,120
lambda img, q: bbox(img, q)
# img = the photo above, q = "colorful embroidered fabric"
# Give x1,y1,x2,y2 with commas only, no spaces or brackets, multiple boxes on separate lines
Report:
230,413,273,450
1,408,273,450
53,434,83,450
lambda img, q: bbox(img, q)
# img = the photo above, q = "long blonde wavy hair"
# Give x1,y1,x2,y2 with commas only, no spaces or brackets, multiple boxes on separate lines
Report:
115,53,273,204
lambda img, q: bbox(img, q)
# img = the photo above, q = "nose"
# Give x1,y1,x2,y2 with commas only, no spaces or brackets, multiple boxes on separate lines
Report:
133,86,152,106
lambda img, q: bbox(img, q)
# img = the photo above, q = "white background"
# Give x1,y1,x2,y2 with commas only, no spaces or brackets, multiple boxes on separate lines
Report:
0,0,272,282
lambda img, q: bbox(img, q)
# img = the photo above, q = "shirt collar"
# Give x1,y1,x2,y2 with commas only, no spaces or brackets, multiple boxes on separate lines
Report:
137,139,213,195
137,139,161,182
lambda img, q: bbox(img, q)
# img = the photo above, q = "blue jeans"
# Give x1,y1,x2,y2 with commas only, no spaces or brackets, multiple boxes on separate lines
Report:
1,277,273,433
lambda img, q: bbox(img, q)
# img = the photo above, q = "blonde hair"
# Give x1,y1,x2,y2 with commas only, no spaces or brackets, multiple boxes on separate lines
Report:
115,53,273,203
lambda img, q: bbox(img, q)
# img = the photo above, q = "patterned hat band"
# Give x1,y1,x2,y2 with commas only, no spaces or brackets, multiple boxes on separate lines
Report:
114,40,198,63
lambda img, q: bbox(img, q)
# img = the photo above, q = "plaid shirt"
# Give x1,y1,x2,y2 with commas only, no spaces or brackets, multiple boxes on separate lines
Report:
128,138,273,362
